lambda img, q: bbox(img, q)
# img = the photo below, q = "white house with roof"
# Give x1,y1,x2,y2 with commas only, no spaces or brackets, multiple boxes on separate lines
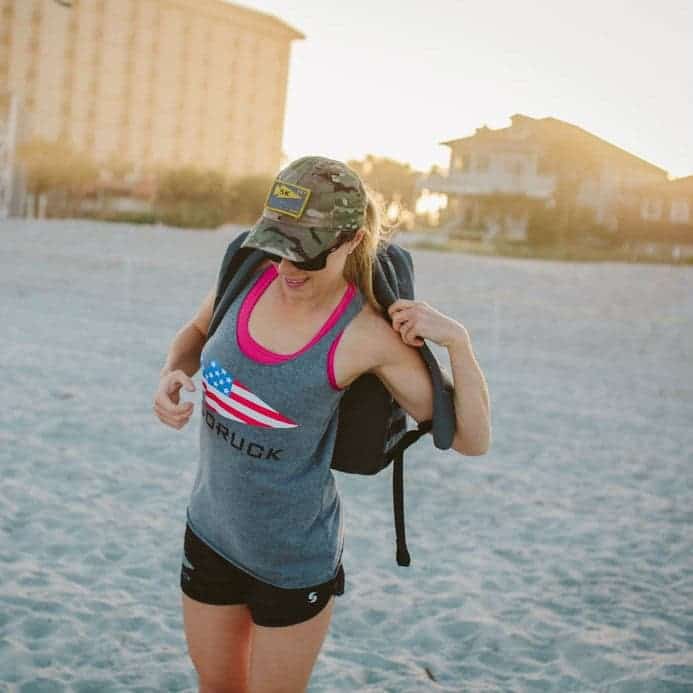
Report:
618,174,693,256
419,114,668,242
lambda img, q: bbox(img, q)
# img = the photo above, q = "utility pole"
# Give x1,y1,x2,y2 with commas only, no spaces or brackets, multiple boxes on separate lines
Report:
0,93,21,219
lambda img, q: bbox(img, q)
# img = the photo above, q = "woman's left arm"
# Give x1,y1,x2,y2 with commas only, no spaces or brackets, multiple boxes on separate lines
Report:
384,298,491,456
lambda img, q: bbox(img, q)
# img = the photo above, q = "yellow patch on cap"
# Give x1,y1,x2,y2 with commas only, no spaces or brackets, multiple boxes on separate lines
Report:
265,180,312,219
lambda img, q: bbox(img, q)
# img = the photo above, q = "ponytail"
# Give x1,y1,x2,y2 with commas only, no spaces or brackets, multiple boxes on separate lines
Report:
343,186,393,312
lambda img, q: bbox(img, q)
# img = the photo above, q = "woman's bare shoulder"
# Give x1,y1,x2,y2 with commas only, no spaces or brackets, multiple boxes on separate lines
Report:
343,302,408,368
335,300,431,390
349,302,389,339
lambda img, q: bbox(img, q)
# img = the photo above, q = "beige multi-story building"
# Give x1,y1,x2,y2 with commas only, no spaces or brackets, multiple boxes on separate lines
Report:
0,0,303,178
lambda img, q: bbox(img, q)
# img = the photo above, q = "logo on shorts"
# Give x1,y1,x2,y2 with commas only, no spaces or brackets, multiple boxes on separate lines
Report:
307,591,318,604
183,553,195,571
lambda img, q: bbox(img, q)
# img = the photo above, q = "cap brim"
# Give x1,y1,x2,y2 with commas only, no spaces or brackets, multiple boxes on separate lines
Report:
241,216,341,263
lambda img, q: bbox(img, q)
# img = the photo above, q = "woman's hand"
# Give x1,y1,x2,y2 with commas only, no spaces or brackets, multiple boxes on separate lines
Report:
388,299,469,349
387,298,491,455
153,369,196,430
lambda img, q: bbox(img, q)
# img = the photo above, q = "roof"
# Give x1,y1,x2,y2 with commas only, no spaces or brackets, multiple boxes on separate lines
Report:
668,175,693,194
636,174,693,198
219,0,305,40
441,114,667,175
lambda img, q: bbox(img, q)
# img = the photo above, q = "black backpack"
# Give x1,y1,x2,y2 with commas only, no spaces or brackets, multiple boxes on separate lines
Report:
207,230,456,566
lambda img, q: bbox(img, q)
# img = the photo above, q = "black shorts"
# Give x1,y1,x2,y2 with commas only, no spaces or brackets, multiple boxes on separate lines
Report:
180,523,345,628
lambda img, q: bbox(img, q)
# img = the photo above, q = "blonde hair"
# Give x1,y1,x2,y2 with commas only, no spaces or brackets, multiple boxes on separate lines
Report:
342,185,394,312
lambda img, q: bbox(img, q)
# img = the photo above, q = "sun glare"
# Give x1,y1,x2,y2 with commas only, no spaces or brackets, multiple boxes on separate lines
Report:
415,191,448,215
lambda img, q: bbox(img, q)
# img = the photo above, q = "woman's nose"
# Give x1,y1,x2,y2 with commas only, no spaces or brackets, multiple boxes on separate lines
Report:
279,258,300,270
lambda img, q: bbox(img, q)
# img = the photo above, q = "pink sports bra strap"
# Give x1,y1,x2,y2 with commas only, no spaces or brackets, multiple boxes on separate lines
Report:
237,264,357,365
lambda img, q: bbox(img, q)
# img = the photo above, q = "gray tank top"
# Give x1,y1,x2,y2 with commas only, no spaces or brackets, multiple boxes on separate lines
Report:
186,263,365,588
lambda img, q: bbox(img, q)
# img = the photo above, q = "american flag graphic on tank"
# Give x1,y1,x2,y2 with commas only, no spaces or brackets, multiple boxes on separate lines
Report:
201,360,298,429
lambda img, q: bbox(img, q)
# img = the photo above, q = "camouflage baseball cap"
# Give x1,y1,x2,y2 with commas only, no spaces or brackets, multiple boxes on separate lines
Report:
241,156,367,263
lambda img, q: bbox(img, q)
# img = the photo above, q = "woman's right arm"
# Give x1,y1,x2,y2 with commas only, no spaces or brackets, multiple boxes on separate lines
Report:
153,285,216,429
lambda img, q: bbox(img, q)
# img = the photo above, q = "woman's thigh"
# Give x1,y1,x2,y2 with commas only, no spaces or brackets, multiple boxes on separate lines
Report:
247,596,335,693
182,593,254,692
180,524,257,690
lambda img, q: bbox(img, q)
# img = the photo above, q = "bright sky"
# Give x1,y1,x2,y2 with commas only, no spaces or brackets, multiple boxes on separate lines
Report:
233,0,692,178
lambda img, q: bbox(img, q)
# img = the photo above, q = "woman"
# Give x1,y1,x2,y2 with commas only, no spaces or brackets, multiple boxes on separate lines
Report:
153,156,491,693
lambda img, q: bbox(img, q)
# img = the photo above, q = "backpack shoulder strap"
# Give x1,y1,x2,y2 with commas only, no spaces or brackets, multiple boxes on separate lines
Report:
373,242,457,566
383,243,414,298
207,231,266,341
212,230,251,313
375,242,456,450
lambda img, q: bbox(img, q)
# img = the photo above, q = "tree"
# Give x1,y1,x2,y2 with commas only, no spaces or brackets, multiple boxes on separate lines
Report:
16,137,97,217
347,155,421,225
154,167,274,228
157,166,226,206
155,166,228,228
102,152,134,183
64,148,99,215
225,174,275,224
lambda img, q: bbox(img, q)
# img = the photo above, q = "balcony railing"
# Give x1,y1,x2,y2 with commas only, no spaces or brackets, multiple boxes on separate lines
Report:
420,171,556,199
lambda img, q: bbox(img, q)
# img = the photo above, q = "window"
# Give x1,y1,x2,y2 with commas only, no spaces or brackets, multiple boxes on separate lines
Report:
475,154,489,172
670,199,690,224
537,155,552,175
505,158,524,176
641,198,663,221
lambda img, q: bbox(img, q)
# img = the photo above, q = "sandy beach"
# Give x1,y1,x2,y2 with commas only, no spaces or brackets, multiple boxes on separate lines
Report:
1,219,691,692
